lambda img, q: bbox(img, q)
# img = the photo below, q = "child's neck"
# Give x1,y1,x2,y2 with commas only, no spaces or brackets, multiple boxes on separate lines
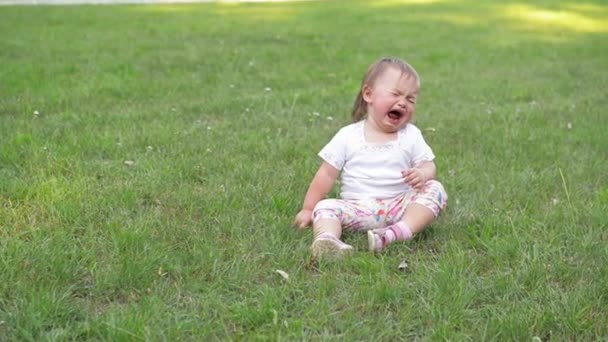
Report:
363,119,398,143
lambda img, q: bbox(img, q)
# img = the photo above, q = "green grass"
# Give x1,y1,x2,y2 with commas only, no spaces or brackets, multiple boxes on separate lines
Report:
1,0,607,339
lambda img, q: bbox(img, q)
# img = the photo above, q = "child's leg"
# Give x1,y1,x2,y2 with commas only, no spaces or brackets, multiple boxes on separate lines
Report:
401,203,437,234
311,218,354,260
369,180,447,251
311,199,344,239
310,200,353,260
311,198,387,259
313,218,342,239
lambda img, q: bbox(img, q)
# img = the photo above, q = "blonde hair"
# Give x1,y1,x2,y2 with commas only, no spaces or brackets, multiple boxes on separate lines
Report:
351,57,420,122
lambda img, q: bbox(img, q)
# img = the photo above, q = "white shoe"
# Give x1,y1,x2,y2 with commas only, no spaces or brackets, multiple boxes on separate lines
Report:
311,235,354,260
367,229,386,252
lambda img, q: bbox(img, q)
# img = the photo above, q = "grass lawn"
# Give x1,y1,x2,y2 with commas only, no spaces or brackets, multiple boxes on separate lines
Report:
1,0,607,339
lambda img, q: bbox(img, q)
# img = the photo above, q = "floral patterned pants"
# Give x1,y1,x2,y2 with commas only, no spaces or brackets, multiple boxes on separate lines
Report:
312,180,447,231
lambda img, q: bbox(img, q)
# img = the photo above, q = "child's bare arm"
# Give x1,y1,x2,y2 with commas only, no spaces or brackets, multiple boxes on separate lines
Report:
293,162,339,229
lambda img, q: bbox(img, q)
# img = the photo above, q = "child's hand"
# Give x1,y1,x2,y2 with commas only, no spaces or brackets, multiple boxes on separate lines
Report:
293,209,313,229
402,168,426,189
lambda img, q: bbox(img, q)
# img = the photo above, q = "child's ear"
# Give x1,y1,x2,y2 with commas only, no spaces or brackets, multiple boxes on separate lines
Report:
362,84,373,103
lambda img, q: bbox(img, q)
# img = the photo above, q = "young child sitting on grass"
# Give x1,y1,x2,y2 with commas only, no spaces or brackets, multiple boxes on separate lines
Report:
293,56,447,260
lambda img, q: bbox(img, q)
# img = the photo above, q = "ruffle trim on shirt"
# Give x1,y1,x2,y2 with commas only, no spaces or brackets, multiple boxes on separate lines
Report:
359,143,397,153
355,121,398,153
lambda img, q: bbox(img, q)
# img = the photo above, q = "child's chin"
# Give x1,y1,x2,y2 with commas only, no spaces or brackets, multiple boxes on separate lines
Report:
383,126,400,133
386,119,407,129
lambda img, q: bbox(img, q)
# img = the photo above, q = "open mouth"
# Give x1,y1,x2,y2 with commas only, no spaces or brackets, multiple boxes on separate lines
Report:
387,110,403,120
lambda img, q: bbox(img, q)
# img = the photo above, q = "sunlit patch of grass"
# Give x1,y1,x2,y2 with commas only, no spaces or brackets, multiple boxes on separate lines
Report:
136,0,300,21
565,2,608,16
212,3,297,21
423,13,478,26
370,0,451,7
129,3,207,12
503,3,608,33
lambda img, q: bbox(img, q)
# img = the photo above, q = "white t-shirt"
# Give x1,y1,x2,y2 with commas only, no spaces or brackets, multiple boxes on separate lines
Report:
319,120,435,200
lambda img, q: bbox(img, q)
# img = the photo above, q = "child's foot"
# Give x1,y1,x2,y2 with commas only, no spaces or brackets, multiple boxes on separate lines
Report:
311,234,354,260
367,228,387,252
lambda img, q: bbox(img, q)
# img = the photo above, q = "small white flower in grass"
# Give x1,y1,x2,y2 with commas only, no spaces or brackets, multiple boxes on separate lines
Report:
566,122,572,130
207,126,212,130
249,61,255,66
33,110,39,116
147,146,153,151
327,116,333,121
245,108,250,112
265,87,272,92
171,107,176,112
229,84,234,88
275,269,289,281
425,127,436,132
206,148,212,153
551,197,559,205
124,160,135,166
312,111,320,116
398,260,409,272
117,142,122,147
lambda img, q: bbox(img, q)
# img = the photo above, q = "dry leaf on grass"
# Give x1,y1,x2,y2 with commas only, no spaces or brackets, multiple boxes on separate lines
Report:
275,269,289,281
